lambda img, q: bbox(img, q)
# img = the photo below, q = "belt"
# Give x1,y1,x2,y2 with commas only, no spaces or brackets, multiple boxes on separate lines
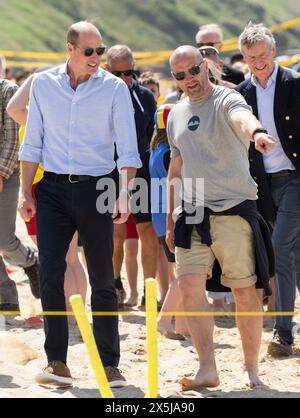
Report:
44,171,103,184
269,170,295,178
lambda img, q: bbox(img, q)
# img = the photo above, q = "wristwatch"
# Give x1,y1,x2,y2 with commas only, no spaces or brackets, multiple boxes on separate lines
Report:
252,128,268,140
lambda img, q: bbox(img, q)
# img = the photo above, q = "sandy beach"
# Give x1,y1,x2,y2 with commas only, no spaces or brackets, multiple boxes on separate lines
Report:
0,216,299,399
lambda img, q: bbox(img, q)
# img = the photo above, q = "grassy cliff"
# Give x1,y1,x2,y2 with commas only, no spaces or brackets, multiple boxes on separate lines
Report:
0,0,299,53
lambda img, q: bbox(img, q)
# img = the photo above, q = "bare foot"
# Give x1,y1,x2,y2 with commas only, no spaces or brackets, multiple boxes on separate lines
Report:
180,368,220,390
157,320,173,334
158,322,185,340
124,293,138,307
242,370,263,388
175,326,190,338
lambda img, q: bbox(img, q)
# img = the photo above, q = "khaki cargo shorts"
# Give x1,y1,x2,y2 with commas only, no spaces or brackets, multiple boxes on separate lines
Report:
175,215,257,289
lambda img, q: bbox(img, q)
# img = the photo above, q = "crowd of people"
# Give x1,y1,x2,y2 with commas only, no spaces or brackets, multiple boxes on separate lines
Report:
0,19,300,391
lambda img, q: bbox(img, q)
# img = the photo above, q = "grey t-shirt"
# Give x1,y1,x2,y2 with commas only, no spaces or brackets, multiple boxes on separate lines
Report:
167,86,258,211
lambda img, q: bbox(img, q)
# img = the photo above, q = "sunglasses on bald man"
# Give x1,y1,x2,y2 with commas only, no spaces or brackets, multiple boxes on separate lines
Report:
196,41,220,48
172,62,203,81
198,46,219,58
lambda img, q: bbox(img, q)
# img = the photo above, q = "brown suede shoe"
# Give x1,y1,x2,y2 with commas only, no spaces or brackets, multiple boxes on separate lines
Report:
104,366,127,388
35,361,73,387
268,336,293,358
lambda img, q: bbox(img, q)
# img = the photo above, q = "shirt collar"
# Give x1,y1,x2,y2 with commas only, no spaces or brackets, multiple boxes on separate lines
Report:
59,61,104,79
251,62,278,89
59,62,68,75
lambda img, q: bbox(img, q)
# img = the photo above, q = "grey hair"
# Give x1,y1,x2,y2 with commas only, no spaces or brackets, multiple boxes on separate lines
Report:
106,45,134,66
239,22,276,51
196,23,223,43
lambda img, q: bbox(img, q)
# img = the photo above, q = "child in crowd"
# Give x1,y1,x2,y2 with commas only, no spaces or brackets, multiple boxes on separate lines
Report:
149,104,189,339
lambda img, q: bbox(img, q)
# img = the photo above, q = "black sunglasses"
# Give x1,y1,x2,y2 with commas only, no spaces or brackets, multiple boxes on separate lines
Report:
112,69,134,77
199,47,219,58
196,42,220,48
76,45,106,57
172,62,203,81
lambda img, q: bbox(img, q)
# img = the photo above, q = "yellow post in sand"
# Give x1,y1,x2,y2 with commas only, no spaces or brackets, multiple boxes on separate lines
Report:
145,278,158,398
69,295,114,398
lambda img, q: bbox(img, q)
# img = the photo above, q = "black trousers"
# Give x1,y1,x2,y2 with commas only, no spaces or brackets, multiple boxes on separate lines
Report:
35,175,119,366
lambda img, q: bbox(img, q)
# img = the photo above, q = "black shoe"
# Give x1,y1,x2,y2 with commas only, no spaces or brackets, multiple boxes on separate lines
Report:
0,279,20,313
115,277,126,307
24,262,40,299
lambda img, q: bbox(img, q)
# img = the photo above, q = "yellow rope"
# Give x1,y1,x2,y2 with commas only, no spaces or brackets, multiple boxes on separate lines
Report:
0,311,299,317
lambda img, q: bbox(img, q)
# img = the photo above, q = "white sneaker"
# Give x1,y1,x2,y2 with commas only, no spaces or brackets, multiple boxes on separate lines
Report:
35,361,73,387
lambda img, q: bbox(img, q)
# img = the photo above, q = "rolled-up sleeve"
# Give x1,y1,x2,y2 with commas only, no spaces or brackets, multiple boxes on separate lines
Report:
112,82,142,171
0,82,19,179
19,77,44,164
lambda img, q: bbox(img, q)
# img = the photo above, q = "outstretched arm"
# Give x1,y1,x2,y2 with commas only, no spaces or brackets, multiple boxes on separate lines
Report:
229,110,275,154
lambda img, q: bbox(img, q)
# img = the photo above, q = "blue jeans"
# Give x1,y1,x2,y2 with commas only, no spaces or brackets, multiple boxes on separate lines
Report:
35,175,120,366
271,171,300,344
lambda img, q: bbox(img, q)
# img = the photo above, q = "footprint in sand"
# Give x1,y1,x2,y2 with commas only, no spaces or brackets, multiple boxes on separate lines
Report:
132,344,147,355
0,336,39,365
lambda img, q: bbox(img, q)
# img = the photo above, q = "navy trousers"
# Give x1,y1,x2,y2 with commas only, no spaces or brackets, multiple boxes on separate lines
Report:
271,172,300,344
35,175,120,366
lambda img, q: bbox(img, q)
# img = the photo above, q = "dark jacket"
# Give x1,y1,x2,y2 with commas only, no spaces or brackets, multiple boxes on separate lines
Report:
236,66,300,222
222,64,245,85
130,77,156,178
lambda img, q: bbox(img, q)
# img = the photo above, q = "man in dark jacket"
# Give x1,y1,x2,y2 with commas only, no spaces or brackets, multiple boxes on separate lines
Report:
106,45,158,308
195,23,245,85
236,22,300,358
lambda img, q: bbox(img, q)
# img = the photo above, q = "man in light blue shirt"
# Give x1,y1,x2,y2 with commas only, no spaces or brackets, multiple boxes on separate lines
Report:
18,21,141,388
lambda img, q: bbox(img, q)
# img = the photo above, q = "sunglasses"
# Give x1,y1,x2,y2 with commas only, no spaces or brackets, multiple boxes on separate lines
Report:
76,45,106,57
196,42,220,48
172,62,203,81
199,47,219,58
111,69,134,77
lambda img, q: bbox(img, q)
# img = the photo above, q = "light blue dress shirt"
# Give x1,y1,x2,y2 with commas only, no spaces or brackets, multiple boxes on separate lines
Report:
19,63,142,176
251,64,295,173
